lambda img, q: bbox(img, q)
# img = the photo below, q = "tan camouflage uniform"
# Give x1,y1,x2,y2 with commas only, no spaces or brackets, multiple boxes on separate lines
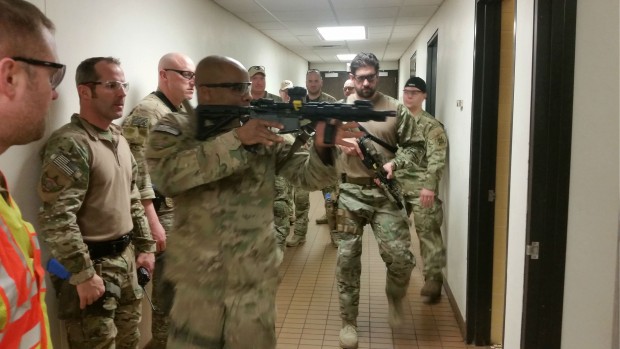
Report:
145,109,338,349
38,114,156,349
393,110,448,281
336,92,417,324
122,92,184,348
273,134,295,252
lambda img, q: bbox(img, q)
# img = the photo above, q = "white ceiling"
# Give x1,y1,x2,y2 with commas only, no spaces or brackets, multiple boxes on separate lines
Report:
212,0,444,63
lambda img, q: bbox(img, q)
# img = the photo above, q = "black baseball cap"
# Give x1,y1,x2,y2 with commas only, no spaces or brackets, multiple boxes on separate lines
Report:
404,76,427,92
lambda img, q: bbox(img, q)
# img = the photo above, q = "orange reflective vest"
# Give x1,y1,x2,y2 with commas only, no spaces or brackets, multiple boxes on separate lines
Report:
0,172,51,349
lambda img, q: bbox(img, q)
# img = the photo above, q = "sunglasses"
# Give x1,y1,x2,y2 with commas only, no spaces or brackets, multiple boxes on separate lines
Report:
164,68,195,80
82,80,130,91
200,82,252,95
12,56,66,89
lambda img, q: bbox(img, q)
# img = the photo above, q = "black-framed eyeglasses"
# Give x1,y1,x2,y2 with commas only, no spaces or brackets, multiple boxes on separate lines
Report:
200,82,252,95
82,80,130,92
12,56,66,89
164,68,195,80
352,73,377,83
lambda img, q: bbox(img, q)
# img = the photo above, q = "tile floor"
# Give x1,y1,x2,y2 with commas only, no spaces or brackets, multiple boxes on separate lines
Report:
276,191,484,349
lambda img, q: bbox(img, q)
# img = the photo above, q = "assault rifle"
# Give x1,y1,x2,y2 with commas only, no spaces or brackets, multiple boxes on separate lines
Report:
192,87,396,144
357,135,407,213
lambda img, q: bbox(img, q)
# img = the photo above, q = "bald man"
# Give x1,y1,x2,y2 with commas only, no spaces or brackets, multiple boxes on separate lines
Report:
146,55,361,348
122,52,195,349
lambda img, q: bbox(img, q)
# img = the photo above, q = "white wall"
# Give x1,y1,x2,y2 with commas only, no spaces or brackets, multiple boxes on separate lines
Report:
2,0,307,347
397,0,476,320
561,0,619,347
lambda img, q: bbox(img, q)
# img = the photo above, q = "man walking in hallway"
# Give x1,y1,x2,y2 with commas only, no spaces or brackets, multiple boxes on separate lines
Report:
396,76,448,304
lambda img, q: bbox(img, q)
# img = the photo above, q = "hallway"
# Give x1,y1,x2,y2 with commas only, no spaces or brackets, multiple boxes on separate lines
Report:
276,191,481,349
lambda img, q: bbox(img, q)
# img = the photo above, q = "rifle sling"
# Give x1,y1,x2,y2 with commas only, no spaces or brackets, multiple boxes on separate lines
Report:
275,126,314,174
358,125,398,154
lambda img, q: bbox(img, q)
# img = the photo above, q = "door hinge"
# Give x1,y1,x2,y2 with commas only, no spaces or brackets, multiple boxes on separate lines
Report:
488,189,496,202
526,241,539,259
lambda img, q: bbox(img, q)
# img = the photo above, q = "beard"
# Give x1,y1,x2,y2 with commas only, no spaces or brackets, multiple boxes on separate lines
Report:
355,86,375,99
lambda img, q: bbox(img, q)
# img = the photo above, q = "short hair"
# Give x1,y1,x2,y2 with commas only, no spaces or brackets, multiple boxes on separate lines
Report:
350,52,380,75
0,0,55,57
75,57,121,86
307,68,322,77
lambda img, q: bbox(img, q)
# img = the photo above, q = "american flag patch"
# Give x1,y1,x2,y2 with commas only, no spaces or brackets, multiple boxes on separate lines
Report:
51,154,76,177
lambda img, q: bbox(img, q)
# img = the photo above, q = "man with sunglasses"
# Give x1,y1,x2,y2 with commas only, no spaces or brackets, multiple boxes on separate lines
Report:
38,57,156,348
396,76,448,305
335,52,419,348
122,52,195,349
0,1,63,347
145,55,361,349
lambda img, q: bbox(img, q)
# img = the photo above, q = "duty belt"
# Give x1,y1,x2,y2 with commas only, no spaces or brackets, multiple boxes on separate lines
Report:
85,233,132,260
341,175,375,186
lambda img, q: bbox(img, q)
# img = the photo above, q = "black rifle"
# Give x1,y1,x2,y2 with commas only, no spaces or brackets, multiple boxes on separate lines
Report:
357,135,406,211
192,87,395,144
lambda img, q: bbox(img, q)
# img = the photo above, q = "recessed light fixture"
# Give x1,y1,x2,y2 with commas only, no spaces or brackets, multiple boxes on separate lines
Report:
317,26,366,41
337,54,357,62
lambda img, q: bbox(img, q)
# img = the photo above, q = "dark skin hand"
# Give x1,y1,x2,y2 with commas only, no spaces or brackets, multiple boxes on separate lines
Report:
234,119,363,163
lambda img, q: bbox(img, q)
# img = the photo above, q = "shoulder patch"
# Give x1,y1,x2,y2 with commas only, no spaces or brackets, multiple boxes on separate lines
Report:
51,154,81,178
153,124,182,136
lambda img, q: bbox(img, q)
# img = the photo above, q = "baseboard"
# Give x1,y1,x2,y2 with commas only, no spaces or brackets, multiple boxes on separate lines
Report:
443,274,467,340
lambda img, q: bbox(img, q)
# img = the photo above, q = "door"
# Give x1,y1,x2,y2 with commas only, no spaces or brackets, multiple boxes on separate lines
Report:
521,0,577,348
426,31,438,116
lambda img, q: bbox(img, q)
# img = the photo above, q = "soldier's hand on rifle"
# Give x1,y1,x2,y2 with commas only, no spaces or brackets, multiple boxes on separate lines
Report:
235,119,284,146
383,162,394,179
338,138,363,159
314,121,363,149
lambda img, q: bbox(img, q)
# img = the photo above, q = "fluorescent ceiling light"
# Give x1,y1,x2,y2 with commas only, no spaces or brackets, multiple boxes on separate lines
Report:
337,54,357,62
317,26,366,41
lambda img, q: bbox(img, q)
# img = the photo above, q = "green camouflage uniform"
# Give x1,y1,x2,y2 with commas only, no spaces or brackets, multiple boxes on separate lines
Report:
145,108,338,349
336,92,417,324
122,92,184,348
393,110,448,281
38,114,155,349
273,135,295,252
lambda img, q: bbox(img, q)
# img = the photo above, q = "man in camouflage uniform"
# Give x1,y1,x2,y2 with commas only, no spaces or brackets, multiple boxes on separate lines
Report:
38,57,156,349
395,76,448,304
122,52,195,348
145,55,360,349
335,53,418,349
286,69,338,247
248,65,282,101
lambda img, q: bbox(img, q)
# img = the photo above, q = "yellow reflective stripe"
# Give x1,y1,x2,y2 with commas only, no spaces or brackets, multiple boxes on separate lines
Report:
19,322,41,349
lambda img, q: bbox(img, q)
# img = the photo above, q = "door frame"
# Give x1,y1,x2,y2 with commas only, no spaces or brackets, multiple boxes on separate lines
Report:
521,0,577,348
466,0,502,345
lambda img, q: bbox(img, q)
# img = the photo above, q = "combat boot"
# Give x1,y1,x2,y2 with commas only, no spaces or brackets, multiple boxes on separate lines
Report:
339,321,358,349
387,294,405,328
286,234,306,247
421,279,443,304
315,214,328,224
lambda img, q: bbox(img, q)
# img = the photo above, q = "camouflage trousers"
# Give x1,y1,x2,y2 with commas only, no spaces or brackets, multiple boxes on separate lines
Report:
335,184,415,323
405,196,446,281
145,212,175,349
167,280,278,349
273,176,293,251
291,187,309,237
63,246,143,349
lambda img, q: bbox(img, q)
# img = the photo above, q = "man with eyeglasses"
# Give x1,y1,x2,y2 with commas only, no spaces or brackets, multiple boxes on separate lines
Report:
121,52,195,349
335,52,419,348
342,79,355,102
248,65,282,102
38,57,156,348
0,1,63,347
145,55,361,348
396,76,448,305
